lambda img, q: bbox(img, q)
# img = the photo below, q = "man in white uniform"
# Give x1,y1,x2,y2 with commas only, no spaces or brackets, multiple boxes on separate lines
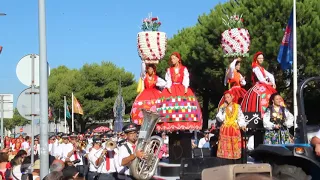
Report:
65,133,87,177
118,123,145,180
60,134,73,161
87,136,102,180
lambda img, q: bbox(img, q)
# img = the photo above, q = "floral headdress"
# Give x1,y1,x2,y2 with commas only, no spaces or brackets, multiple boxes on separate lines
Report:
221,12,250,58
222,13,244,29
141,13,161,31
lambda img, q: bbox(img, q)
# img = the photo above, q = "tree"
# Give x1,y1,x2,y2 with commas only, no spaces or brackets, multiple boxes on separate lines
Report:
157,0,320,128
4,108,29,130
48,62,137,132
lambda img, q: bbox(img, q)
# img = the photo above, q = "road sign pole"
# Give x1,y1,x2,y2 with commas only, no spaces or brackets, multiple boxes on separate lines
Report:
1,95,4,148
38,0,49,178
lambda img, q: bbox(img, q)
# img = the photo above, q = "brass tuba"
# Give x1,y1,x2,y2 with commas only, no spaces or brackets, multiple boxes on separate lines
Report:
130,109,164,180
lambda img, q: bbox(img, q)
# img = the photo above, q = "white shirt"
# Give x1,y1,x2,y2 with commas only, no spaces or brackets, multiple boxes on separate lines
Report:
69,150,86,166
118,142,135,175
88,138,93,145
21,141,30,151
49,143,52,154
12,165,22,180
198,137,210,148
61,143,73,161
252,67,275,85
33,144,40,155
88,148,100,172
94,149,116,173
51,143,62,158
85,143,93,153
114,148,124,174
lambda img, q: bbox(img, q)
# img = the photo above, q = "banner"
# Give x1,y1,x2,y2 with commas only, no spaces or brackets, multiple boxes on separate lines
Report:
277,10,293,70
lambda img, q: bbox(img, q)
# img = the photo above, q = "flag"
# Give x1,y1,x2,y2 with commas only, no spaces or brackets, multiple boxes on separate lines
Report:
73,95,84,115
277,10,293,70
66,104,71,119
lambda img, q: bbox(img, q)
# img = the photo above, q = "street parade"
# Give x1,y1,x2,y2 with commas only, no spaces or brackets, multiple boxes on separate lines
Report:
0,0,320,180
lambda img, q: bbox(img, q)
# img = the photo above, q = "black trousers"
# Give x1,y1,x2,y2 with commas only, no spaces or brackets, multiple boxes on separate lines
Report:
117,174,136,180
76,165,88,177
87,171,98,180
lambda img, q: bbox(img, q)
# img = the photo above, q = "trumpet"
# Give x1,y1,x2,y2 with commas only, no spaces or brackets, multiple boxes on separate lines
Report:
105,139,117,151
73,141,86,151
80,141,87,151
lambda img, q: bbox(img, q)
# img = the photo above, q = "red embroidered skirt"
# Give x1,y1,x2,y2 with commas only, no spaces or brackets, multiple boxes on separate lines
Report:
156,84,202,132
131,88,161,125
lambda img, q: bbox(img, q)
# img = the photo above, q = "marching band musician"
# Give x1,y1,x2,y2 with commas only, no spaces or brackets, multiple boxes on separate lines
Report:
118,123,145,180
49,135,61,158
87,136,102,180
52,133,69,160
114,144,126,179
93,139,117,180
85,133,95,153
48,135,56,156
66,132,87,178
87,132,94,145
101,133,108,149
117,132,127,146
60,133,73,161
56,132,63,144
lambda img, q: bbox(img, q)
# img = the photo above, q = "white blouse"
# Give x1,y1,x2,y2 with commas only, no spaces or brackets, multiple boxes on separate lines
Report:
144,75,166,88
253,67,275,85
165,67,190,89
263,107,294,130
216,105,247,127
224,59,246,86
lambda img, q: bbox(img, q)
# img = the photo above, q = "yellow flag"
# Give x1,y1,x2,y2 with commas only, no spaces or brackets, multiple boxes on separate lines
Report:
73,95,84,115
136,78,144,93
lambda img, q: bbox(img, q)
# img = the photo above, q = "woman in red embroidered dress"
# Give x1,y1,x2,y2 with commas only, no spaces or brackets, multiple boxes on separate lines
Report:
219,58,247,106
216,91,247,160
14,139,21,153
131,64,166,125
4,137,11,149
241,51,280,117
156,52,202,132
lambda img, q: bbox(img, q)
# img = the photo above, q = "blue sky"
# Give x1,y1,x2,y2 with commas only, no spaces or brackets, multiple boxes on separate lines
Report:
0,0,226,105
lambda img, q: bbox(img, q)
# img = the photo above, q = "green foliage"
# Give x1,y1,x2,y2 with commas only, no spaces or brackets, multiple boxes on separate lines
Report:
158,0,320,127
4,109,29,130
48,62,137,132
